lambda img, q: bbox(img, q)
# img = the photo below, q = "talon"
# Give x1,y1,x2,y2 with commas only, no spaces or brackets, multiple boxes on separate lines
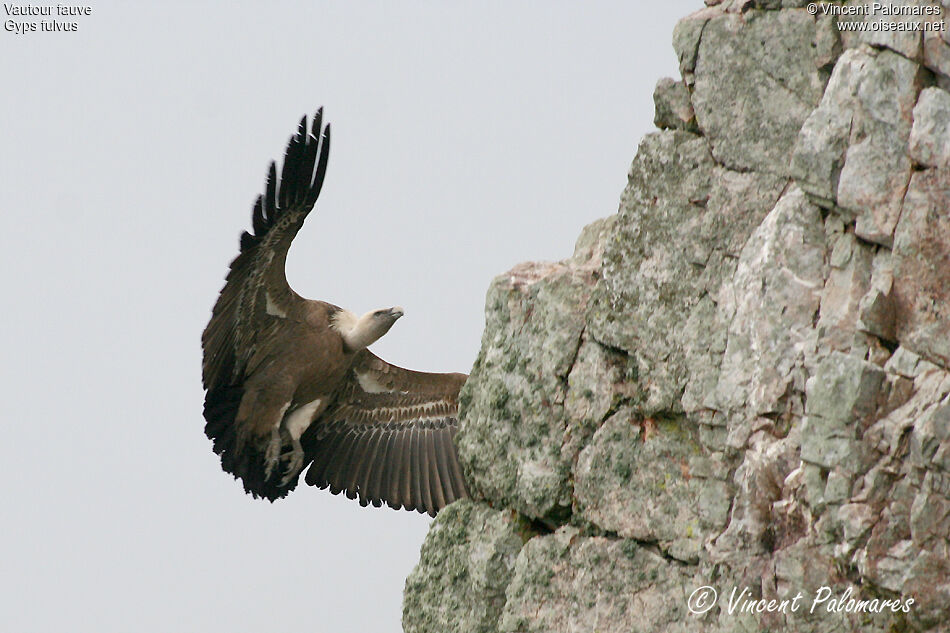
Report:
263,427,281,480
279,438,304,487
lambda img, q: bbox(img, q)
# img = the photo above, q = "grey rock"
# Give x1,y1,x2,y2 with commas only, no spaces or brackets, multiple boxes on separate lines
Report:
885,345,926,378
711,187,826,421
499,529,692,633
892,169,950,368
672,10,711,76
856,251,897,342
791,46,922,244
653,77,699,132
818,228,875,351
802,462,829,510
824,469,853,504
790,49,863,207
902,550,950,626
861,539,917,593
837,368,950,628
909,381,950,470
801,414,864,472
574,408,728,561
568,214,615,269
923,17,950,83
909,87,950,167
837,49,921,246
710,430,803,558
910,472,950,549
804,352,885,423
815,14,843,68
852,0,927,59
561,332,637,464
837,502,875,546
406,4,950,632
691,10,829,174
456,217,620,522
403,500,527,633
589,130,785,414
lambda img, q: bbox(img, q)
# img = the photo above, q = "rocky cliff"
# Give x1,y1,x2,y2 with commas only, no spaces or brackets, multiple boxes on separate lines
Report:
403,2,950,631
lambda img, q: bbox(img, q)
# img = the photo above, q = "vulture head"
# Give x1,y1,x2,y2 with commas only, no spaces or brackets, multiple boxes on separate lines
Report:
339,306,404,352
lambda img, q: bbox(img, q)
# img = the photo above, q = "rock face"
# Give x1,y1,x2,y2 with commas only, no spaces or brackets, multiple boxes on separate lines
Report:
404,3,950,632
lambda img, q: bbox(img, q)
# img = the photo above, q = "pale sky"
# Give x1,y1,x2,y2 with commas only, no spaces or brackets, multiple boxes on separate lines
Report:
1,2,696,631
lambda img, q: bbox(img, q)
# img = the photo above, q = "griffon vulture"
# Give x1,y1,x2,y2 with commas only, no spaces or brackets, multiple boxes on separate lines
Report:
201,110,469,516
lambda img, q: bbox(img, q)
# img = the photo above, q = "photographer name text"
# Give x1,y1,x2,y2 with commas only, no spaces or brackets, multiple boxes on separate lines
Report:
806,1,946,31
688,585,915,617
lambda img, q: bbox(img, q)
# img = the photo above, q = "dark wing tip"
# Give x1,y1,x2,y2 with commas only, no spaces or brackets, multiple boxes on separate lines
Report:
238,109,331,254
307,122,330,207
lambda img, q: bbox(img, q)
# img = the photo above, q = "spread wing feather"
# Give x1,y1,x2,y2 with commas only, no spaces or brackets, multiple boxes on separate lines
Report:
302,351,469,516
202,110,331,393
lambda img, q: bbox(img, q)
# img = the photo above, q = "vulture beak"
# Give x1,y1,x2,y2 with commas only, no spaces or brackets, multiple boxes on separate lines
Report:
390,307,405,319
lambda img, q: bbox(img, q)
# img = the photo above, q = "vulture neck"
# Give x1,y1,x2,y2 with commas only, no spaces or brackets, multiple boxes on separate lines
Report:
333,309,396,353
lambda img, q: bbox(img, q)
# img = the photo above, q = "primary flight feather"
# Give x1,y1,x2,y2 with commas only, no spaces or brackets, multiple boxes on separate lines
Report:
201,110,469,515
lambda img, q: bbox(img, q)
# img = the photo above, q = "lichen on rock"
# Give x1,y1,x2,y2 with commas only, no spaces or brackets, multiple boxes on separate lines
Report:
403,500,530,633
405,3,950,631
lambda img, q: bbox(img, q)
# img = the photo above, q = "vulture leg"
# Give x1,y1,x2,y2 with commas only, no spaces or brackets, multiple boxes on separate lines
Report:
263,426,282,480
280,437,305,486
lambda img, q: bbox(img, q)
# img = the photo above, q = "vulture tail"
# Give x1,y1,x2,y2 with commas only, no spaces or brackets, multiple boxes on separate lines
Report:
203,385,299,501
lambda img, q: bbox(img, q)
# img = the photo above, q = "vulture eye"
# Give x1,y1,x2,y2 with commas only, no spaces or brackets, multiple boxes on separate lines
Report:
374,310,385,318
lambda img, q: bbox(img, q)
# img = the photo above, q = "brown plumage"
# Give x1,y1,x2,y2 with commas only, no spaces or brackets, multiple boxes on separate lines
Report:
201,110,469,515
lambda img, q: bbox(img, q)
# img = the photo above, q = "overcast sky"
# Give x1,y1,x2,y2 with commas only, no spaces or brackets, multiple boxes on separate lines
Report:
1,2,697,631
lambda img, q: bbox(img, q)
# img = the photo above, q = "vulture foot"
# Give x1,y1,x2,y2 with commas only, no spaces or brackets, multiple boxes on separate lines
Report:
279,439,305,487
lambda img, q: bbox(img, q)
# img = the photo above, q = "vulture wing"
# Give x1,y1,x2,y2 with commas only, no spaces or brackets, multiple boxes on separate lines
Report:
201,110,330,394
302,351,469,516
